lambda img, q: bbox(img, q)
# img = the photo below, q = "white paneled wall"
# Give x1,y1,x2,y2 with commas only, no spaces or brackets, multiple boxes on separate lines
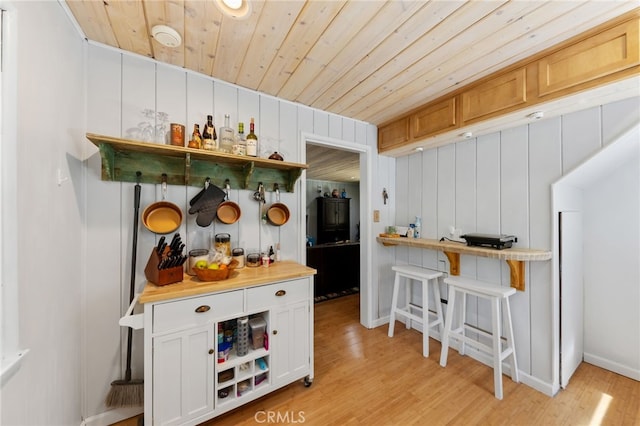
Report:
392,96,640,394
84,43,382,419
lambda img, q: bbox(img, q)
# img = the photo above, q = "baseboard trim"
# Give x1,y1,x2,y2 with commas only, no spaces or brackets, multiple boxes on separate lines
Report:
81,406,143,426
584,353,640,381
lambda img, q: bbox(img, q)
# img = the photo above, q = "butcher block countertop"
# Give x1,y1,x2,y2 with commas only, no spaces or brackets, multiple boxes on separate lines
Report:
139,261,316,304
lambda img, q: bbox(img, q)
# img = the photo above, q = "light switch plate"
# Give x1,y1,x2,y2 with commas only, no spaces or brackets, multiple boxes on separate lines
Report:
373,210,380,222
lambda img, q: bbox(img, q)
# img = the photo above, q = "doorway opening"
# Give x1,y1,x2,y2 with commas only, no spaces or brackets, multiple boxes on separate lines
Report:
301,133,373,328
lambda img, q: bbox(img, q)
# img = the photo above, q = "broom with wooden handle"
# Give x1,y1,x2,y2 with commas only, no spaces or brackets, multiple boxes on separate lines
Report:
106,172,144,407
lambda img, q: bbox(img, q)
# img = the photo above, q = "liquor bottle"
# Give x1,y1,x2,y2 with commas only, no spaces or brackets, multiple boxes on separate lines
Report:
246,117,258,157
218,114,235,153
202,115,217,151
234,122,246,155
188,124,202,149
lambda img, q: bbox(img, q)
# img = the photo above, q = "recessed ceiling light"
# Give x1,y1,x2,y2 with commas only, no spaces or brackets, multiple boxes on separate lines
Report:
215,0,252,19
151,25,182,48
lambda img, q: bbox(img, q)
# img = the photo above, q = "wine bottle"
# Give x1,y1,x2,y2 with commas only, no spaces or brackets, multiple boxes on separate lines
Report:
202,115,217,151
246,117,258,157
188,124,202,149
219,114,235,153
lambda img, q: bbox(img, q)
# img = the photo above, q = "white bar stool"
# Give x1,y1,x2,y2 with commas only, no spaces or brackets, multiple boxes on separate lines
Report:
387,265,444,357
439,275,519,400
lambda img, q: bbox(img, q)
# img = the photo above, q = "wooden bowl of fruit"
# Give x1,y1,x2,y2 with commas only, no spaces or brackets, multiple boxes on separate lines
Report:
194,259,239,282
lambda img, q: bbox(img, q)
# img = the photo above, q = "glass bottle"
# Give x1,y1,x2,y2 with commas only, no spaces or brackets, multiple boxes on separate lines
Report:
218,114,235,153
188,124,202,149
202,115,217,151
246,117,258,157
234,122,246,155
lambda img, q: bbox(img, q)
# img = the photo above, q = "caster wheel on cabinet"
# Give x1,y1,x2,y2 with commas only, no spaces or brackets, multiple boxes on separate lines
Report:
303,376,313,387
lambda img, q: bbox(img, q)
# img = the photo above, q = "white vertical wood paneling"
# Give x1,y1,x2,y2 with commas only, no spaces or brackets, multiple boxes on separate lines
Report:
342,118,356,142
562,106,602,173
185,73,215,253
259,96,280,157
313,110,329,137
528,117,562,383
394,155,410,265
214,81,239,135
85,44,124,418
407,152,422,266
475,133,502,282
602,97,640,146
420,148,438,268
280,102,301,261
500,125,531,373
280,101,299,161
455,138,477,278
157,66,187,144
298,105,314,135
329,114,342,140
437,145,456,244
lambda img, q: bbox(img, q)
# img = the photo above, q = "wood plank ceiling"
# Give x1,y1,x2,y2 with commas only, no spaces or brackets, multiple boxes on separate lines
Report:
64,0,639,182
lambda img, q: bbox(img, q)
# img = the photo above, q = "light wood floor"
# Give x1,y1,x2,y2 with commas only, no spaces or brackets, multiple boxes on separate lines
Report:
119,294,640,425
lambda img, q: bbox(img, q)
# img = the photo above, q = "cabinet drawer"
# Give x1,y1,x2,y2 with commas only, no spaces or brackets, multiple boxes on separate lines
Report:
247,279,310,311
153,291,244,333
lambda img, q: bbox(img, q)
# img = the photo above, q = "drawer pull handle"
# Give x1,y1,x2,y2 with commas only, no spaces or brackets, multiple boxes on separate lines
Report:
272,330,278,335
275,290,286,297
208,349,214,355
195,305,211,313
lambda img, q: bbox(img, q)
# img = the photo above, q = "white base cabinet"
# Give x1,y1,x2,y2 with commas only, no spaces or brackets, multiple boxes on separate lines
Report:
142,277,314,426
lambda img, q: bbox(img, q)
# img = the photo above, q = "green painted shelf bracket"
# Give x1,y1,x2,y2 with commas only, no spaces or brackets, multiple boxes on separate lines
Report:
86,133,308,192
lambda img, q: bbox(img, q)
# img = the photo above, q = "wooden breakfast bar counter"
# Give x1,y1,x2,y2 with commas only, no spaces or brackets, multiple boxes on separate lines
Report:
376,236,551,291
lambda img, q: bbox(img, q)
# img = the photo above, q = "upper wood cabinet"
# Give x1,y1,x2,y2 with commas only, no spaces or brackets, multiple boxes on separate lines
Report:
538,19,639,97
378,116,410,152
461,68,527,124
413,97,458,139
378,11,640,154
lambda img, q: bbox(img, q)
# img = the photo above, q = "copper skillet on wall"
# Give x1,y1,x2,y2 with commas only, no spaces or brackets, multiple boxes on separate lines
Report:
216,180,242,224
266,183,290,226
142,174,183,234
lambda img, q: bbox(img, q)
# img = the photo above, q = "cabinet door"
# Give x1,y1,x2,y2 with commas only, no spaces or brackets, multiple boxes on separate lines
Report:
270,300,310,386
335,200,349,230
322,199,339,228
153,325,215,425
378,116,410,152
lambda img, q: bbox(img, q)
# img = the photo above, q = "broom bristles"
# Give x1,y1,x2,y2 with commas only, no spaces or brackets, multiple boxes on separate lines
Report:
105,379,144,408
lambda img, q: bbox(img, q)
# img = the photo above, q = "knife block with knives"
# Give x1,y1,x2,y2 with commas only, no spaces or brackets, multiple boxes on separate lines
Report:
144,233,187,286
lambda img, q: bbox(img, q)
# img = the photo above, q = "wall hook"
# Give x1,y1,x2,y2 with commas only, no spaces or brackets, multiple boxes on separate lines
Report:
382,188,389,205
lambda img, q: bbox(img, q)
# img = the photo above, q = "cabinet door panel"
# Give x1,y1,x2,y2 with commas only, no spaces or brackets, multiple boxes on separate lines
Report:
153,325,214,425
538,19,639,97
271,300,310,385
412,97,457,139
378,117,410,152
462,67,527,123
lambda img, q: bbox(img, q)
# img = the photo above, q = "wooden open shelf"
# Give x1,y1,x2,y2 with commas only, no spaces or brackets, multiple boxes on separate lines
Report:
87,133,308,192
376,236,551,291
